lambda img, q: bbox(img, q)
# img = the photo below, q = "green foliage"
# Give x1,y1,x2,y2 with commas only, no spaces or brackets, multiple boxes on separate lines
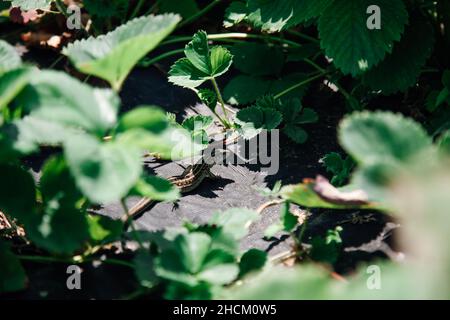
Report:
238,248,267,277
310,226,343,265
363,12,434,94
339,111,432,165
318,0,408,76
0,40,22,75
83,0,129,19
181,115,213,145
132,175,180,202
169,31,233,89
232,0,329,33
231,42,284,76
6,0,52,10
321,152,355,187
64,133,142,204
0,68,31,110
64,14,181,90
0,164,35,222
264,201,298,238
0,240,27,293
159,0,199,19
236,96,317,143
129,208,260,299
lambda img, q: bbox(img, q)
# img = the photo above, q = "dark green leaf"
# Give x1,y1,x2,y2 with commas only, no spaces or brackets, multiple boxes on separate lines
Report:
0,240,27,293
363,12,434,94
239,249,267,278
318,0,408,75
0,164,35,222
231,42,284,76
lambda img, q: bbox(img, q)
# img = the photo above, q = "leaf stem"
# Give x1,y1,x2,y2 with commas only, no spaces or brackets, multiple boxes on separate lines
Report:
139,48,185,67
210,77,231,128
177,0,222,29
285,29,320,44
274,71,328,100
54,0,69,18
18,254,135,268
161,32,302,48
130,0,147,19
120,198,145,249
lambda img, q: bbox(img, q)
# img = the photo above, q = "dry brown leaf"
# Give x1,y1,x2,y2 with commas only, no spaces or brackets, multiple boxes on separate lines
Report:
312,175,369,206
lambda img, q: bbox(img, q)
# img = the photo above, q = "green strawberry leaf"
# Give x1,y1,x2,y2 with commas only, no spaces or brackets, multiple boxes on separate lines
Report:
64,14,181,90
64,133,142,204
318,0,408,76
0,240,27,293
0,40,22,74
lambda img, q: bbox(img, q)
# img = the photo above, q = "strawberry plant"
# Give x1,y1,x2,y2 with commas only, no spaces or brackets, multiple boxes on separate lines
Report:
1,0,450,301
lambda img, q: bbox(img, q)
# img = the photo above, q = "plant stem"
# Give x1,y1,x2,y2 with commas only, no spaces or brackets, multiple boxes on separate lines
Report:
177,0,222,29
130,0,147,19
55,0,69,18
120,199,145,249
210,77,231,128
139,48,185,67
161,32,303,48
18,255,135,268
274,71,327,100
145,0,163,15
286,29,320,44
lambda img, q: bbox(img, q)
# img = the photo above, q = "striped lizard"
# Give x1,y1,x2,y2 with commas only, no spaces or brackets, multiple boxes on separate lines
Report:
121,136,237,223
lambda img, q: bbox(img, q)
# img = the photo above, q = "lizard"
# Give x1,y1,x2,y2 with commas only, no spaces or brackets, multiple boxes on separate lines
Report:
121,135,238,223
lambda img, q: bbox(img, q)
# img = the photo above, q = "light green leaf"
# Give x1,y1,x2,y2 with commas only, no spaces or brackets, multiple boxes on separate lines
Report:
87,215,123,243
133,250,159,289
185,30,211,74
175,232,212,274
64,14,181,90
0,40,22,74
209,46,233,77
7,0,52,10
318,0,408,75
16,70,119,137
209,208,259,240
117,106,168,134
64,133,142,204
246,0,331,33
182,115,213,132
223,1,247,28
0,240,27,293
117,126,204,160
339,111,432,165
132,175,180,202
169,31,233,89
168,58,209,89
0,68,32,110
198,264,239,285
363,12,434,94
